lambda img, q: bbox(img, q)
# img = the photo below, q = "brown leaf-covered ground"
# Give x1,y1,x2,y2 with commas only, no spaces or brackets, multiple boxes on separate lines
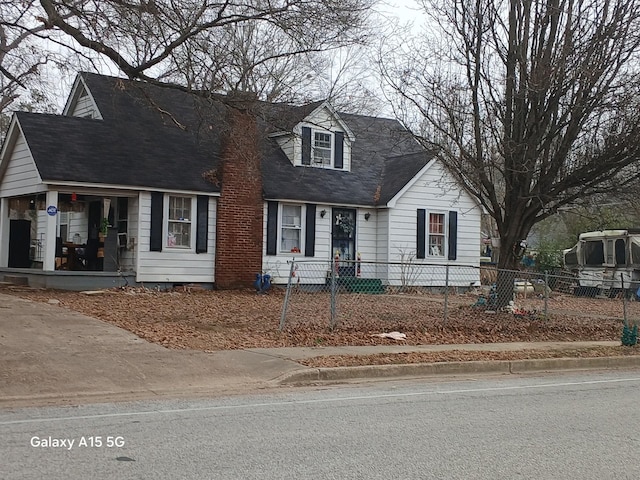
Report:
300,346,640,368
2,284,639,367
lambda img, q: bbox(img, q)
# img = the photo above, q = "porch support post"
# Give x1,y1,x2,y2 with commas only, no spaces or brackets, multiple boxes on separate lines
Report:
43,190,58,272
0,197,9,267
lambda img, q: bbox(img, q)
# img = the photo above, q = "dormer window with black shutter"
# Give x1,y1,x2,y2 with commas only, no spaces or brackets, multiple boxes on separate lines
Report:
301,126,345,170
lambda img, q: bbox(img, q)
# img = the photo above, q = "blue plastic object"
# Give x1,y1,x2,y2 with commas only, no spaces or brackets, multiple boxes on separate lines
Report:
254,273,272,294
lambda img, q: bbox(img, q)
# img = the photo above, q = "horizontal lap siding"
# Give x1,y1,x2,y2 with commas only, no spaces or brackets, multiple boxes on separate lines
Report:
275,136,296,165
34,211,48,262
263,202,333,284
263,205,379,284
70,96,99,119
356,210,377,279
0,135,43,197
136,192,216,283
68,212,89,243
389,162,481,269
119,196,139,272
385,265,481,287
376,210,390,281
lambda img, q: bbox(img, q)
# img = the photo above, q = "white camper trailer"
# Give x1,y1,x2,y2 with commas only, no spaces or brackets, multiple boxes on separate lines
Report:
563,229,640,296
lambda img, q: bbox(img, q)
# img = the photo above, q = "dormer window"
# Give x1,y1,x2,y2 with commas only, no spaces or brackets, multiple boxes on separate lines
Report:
301,126,345,170
313,132,332,166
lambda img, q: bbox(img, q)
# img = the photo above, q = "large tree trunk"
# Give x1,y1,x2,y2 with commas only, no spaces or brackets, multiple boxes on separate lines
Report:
494,219,533,309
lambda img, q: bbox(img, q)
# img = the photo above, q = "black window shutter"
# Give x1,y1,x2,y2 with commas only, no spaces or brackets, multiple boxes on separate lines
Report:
266,201,278,255
196,196,208,253
150,192,163,252
305,204,316,257
448,211,458,260
417,209,426,259
334,131,344,169
302,126,311,165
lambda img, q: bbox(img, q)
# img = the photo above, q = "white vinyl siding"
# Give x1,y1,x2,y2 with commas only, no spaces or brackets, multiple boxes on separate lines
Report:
0,133,43,197
58,211,69,241
68,84,102,119
356,209,378,278
263,203,380,284
67,210,89,244
386,160,481,286
136,192,216,283
34,210,48,263
263,202,332,284
274,135,295,165
118,195,138,272
374,209,390,281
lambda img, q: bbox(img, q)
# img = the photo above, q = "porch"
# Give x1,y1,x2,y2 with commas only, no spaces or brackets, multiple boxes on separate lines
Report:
1,191,136,274
1,268,136,291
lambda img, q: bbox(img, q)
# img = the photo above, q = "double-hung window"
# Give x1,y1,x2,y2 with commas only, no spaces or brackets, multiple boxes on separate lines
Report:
313,132,332,166
167,196,192,248
281,205,302,252
428,213,445,256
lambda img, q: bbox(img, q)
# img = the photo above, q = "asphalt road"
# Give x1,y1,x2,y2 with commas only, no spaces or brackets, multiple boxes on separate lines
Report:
2,371,640,479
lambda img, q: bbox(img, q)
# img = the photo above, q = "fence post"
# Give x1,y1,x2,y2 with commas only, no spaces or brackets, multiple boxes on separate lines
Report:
621,273,628,325
330,257,337,329
443,264,450,325
278,261,297,332
544,270,549,319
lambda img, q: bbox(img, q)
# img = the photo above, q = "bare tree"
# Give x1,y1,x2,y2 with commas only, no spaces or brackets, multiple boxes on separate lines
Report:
380,0,640,304
0,1,62,122
163,20,327,102
36,0,376,97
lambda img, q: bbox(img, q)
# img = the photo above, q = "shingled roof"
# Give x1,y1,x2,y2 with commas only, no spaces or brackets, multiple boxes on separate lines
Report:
261,113,432,206
13,72,434,205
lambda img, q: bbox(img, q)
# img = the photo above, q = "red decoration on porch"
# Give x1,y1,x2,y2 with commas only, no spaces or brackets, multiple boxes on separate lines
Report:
71,192,77,202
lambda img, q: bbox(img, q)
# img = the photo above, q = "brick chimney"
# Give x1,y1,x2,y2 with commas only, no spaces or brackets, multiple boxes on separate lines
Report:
215,102,264,289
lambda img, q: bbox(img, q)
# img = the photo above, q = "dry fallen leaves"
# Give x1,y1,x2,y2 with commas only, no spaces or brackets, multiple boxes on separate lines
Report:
1,285,632,355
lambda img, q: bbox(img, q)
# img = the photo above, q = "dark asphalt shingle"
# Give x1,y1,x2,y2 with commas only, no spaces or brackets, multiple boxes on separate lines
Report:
15,73,435,204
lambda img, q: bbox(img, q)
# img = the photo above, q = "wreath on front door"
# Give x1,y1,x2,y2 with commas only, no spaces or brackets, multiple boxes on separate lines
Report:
335,214,354,235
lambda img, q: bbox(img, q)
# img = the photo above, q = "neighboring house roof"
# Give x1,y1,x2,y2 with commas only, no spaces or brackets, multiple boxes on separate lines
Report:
7,72,436,204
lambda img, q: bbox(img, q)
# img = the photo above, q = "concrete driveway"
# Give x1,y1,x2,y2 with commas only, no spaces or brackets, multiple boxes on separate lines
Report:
0,293,302,406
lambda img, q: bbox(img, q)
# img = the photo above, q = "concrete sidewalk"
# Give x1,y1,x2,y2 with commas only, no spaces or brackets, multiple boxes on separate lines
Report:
1,293,639,406
0,293,303,406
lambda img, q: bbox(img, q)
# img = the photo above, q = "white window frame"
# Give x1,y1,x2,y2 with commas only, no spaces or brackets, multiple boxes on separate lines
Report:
279,204,305,254
164,195,196,250
427,211,447,257
312,130,333,167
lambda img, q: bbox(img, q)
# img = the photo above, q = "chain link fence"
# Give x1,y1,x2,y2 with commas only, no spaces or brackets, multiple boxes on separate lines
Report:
278,259,640,330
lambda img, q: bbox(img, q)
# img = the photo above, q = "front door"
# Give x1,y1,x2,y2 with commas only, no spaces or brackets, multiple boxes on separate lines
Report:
8,219,31,268
332,208,356,276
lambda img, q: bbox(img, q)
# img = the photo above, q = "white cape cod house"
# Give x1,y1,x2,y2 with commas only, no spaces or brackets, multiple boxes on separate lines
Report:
0,72,482,290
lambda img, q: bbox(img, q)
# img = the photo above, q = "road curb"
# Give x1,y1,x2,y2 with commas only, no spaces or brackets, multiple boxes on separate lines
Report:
277,356,640,385
509,355,640,373
277,360,512,384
